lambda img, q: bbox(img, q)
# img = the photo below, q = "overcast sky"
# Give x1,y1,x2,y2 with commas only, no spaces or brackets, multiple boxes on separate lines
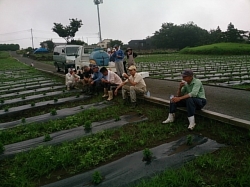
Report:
0,0,250,49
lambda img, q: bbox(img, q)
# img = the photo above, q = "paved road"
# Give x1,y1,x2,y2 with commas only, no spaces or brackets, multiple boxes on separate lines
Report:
10,51,250,121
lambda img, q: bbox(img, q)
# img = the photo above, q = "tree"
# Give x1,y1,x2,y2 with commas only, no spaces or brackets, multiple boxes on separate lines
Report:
52,18,83,43
109,40,123,48
40,40,55,52
68,39,86,45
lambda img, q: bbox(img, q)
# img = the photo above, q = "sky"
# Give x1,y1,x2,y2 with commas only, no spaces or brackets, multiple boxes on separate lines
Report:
0,0,250,49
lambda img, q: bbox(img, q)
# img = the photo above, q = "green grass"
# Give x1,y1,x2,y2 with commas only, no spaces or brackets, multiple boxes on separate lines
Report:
180,42,250,55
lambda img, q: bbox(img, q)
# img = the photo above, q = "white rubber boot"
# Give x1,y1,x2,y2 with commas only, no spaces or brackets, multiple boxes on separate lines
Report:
107,91,113,101
102,88,108,98
188,116,196,130
162,113,175,124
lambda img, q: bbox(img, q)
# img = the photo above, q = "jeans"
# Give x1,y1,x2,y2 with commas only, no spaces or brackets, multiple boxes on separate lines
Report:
169,97,207,117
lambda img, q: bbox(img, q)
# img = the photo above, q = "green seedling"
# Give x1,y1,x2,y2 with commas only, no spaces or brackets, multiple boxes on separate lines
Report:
54,98,58,102
92,171,103,185
0,99,4,104
4,107,9,112
31,102,35,107
143,148,153,162
43,93,46,95
114,116,121,121
21,117,26,123
80,106,83,109
76,94,80,98
84,120,92,131
50,109,57,116
186,134,193,145
62,89,65,93
22,95,26,100
44,133,52,142
0,142,5,154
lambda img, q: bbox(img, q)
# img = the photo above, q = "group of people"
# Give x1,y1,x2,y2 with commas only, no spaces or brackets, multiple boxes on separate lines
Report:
65,44,207,130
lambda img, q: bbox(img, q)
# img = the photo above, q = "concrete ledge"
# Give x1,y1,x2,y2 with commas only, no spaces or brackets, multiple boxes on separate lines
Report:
143,96,250,130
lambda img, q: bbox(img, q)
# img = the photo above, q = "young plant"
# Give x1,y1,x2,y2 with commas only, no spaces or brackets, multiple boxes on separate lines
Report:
142,148,153,162
114,116,121,121
44,133,52,142
84,120,92,131
21,117,26,123
50,109,57,116
76,94,80,98
0,99,4,104
54,98,58,103
0,142,5,154
186,134,193,146
4,107,9,112
92,171,103,185
31,102,35,107
22,95,26,100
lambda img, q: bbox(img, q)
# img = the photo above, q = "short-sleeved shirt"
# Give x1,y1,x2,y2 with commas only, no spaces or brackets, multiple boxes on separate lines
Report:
125,73,146,91
181,78,206,99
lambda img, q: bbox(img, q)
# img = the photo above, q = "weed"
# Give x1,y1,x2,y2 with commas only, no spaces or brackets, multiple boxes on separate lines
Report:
21,117,26,124
186,134,193,145
44,134,52,142
50,109,57,116
92,171,103,185
0,142,5,154
84,120,92,130
143,148,153,162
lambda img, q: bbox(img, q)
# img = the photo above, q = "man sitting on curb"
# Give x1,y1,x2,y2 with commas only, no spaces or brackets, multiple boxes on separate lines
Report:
162,69,207,130
114,65,147,108
65,69,80,91
89,65,103,95
100,67,122,101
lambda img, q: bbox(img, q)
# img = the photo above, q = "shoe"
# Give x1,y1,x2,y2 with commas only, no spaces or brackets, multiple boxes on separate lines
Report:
107,91,113,101
188,116,196,130
162,113,175,124
102,88,108,98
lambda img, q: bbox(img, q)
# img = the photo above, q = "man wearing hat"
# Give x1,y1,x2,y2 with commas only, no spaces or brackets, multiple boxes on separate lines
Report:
162,69,207,130
65,69,80,91
125,47,137,69
113,44,125,77
114,65,147,108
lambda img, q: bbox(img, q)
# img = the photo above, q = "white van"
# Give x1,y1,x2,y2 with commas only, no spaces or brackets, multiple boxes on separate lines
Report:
53,45,81,73
75,46,94,70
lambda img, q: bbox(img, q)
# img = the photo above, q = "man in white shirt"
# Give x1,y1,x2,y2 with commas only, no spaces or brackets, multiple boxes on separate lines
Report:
100,67,122,101
114,65,147,108
65,69,80,90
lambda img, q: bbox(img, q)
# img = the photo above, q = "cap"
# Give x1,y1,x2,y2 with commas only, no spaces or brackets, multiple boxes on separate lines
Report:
113,44,118,48
126,47,132,52
182,69,193,77
128,65,136,71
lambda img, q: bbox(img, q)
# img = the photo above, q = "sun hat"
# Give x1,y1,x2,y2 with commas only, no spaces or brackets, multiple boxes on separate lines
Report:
128,65,136,70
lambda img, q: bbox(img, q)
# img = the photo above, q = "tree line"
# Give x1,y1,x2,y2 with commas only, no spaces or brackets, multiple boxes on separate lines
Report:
148,22,250,49
0,44,20,51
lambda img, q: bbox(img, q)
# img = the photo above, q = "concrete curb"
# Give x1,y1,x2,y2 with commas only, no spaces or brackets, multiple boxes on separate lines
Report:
143,96,250,130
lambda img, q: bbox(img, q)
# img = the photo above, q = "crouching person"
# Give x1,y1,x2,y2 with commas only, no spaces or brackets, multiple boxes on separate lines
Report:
89,65,103,95
65,69,80,91
162,69,207,130
114,65,146,108
100,67,122,101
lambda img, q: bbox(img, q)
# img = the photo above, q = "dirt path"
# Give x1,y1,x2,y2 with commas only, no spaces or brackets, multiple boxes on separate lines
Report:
10,51,250,121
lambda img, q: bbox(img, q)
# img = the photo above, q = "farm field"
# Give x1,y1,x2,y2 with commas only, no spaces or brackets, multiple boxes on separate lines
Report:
136,54,250,89
1,51,250,187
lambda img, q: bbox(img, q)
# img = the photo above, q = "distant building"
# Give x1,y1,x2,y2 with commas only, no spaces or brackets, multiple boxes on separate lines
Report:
128,39,151,50
97,39,111,49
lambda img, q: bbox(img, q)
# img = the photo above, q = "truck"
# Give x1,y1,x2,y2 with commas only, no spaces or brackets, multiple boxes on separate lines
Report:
53,45,81,73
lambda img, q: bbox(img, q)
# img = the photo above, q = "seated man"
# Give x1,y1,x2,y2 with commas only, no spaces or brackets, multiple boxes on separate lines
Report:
100,67,122,101
89,65,103,95
162,69,207,130
65,69,80,90
81,65,93,93
114,65,147,108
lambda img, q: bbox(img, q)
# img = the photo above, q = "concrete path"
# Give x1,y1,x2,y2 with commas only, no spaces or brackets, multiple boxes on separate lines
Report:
10,51,250,121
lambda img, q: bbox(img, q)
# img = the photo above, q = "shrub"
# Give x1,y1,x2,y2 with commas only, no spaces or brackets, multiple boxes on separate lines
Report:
92,171,103,185
84,120,92,130
44,134,52,142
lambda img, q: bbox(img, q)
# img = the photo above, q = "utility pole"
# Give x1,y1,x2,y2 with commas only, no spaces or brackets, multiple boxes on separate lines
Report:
31,28,34,50
93,0,103,43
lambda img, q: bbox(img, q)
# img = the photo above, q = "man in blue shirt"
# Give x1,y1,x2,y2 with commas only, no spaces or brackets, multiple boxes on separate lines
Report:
113,44,125,77
89,65,103,95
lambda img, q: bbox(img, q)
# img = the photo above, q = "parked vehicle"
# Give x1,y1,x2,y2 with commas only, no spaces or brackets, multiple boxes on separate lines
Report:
53,45,81,73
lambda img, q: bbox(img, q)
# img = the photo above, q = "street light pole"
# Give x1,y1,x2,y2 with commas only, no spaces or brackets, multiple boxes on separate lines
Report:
93,0,103,43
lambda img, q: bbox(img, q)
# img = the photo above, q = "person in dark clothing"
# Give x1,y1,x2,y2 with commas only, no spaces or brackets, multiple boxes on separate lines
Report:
81,65,93,93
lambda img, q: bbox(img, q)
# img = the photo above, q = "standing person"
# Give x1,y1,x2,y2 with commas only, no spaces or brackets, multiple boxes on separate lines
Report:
113,44,125,77
65,69,80,91
126,48,137,69
114,65,147,108
162,69,207,130
100,67,122,101
89,65,103,95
